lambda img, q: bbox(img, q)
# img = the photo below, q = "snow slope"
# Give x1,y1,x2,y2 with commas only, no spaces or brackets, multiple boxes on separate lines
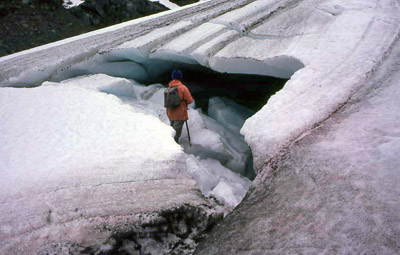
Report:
195,30,400,255
0,77,219,254
0,73,252,253
2,0,398,173
1,0,400,254
149,0,181,9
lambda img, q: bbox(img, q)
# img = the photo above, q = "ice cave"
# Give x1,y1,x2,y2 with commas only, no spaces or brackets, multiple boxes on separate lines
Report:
1,0,399,254
0,35,303,253
47,53,297,198
0,21,302,254
0,52,299,254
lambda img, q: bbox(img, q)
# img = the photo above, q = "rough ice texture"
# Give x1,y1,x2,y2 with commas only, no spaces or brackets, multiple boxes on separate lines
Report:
113,21,195,61
0,77,224,254
131,85,253,203
150,22,228,63
186,156,252,208
208,97,254,133
47,74,250,207
239,0,400,170
181,109,253,177
195,32,400,255
196,0,400,254
0,73,249,254
1,0,400,254
111,78,253,205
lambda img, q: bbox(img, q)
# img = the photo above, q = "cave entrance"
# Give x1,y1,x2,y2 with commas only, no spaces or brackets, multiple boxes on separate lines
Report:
52,56,291,206
143,64,288,114
136,63,289,182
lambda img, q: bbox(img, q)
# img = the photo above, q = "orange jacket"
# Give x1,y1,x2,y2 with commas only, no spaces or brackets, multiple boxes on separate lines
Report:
166,80,193,121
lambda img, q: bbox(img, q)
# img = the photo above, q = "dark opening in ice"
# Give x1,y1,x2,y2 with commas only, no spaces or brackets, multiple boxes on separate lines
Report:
144,64,289,113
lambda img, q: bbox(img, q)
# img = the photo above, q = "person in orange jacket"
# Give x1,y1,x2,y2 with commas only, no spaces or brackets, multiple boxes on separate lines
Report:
166,70,193,143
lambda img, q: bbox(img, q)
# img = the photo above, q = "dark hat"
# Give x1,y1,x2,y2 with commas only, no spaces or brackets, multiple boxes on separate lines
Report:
171,70,183,80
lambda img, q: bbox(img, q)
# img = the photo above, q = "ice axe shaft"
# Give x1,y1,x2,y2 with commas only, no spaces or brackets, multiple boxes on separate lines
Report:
185,120,191,147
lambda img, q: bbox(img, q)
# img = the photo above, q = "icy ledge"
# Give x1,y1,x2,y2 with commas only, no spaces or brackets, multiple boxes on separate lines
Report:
0,79,226,254
0,72,256,253
238,0,400,171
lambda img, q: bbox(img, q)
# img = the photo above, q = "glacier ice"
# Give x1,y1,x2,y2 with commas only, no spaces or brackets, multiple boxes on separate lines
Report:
196,35,400,255
150,22,228,64
0,73,242,254
113,21,195,61
208,97,254,133
185,156,251,208
180,108,253,178
1,0,400,254
0,73,252,208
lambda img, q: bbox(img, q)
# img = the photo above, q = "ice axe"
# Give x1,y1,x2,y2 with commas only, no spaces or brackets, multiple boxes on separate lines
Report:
185,120,191,147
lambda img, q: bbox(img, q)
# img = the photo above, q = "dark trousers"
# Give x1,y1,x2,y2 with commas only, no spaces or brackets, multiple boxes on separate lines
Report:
170,120,184,143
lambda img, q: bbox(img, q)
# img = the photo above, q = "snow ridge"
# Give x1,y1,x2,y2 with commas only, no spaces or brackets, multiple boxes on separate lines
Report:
0,0,253,87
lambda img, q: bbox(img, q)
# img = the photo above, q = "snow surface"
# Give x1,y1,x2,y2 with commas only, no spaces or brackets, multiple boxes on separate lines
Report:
149,0,180,9
46,74,252,190
114,21,195,61
208,97,254,133
179,108,253,178
63,0,84,9
0,0,397,201
0,77,196,253
79,74,255,180
1,0,400,253
186,157,251,207
150,0,211,10
195,25,400,255
150,22,228,64
0,73,251,253
0,73,251,207
0,76,183,198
